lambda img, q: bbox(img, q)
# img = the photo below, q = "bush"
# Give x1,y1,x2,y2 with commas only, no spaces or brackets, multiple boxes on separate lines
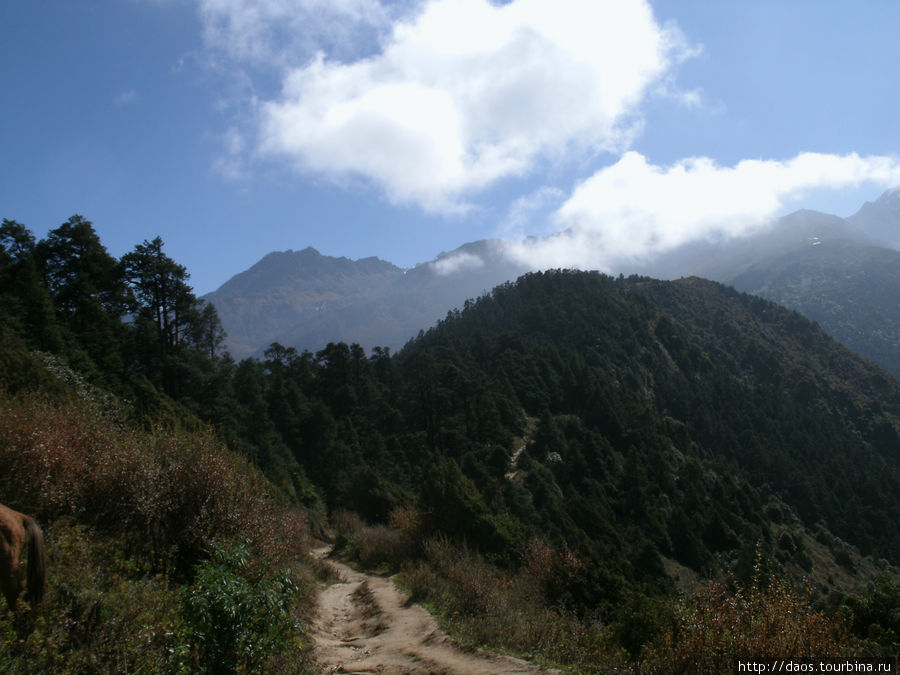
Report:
641,577,860,673
0,388,313,672
417,458,526,562
0,391,309,578
178,542,309,673
401,537,626,671
843,576,900,659
331,509,416,571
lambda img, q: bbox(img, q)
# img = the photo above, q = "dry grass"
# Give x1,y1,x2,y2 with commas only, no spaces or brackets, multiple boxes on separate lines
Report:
640,576,860,673
327,512,870,673
0,388,314,672
332,509,415,571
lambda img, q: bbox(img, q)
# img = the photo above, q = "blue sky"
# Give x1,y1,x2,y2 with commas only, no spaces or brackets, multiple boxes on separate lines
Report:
2,0,899,295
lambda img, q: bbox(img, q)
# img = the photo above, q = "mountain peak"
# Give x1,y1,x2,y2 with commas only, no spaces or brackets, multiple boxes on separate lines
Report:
848,188,900,249
856,187,900,212
878,186,900,201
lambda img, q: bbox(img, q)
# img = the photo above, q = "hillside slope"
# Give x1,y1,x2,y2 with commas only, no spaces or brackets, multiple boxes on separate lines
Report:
226,269,899,609
646,208,900,376
207,194,899,376
394,271,900,567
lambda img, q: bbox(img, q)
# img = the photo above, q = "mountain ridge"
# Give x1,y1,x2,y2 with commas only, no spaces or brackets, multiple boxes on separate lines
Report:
206,192,900,375
205,246,407,357
205,238,529,358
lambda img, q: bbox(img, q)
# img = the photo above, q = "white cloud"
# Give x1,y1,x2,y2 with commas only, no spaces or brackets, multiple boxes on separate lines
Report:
257,0,691,211
211,127,248,180
430,251,484,275
507,151,900,270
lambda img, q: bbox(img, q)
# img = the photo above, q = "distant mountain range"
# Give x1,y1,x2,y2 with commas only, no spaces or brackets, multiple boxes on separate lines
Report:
205,190,900,375
205,240,529,359
205,247,405,358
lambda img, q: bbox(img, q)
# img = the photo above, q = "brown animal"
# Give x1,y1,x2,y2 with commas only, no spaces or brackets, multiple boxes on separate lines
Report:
0,503,46,611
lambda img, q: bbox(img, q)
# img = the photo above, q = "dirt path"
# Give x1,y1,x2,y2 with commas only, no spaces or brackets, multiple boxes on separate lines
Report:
310,546,556,674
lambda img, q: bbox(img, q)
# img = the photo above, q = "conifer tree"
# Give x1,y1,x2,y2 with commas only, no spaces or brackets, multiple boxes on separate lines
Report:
0,219,62,351
35,215,128,378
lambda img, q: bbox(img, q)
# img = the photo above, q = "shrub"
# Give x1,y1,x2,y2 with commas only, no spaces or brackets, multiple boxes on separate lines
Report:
401,537,626,671
330,510,367,552
350,525,410,570
0,391,309,578
641,577,860,673
0,388,313,672
178,542,309,673
331,509,416,571
843,575,900,659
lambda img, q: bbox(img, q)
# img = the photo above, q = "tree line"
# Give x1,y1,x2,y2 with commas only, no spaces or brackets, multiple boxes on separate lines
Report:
1,216,226,406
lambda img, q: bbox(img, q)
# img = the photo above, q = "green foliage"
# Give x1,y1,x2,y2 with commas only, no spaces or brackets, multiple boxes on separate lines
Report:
122,235,229,405
0,219,62,353
35,215,129,382
179,542,307,674
0,328,71,400
417,458,527,562
0,381,312,671
843,576,900,659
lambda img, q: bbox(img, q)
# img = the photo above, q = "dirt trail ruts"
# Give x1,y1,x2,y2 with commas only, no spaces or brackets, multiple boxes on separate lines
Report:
310,546,557,674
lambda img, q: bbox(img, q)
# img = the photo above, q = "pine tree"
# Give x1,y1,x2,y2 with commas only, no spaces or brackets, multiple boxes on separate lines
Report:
35,215,128,378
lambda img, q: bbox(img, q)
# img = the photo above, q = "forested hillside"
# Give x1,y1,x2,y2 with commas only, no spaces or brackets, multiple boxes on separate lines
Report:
644,207,900,377
207,202,900,379
2,216,899,670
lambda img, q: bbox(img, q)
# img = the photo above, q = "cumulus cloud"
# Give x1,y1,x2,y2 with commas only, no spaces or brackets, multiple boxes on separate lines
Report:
257,0,691,211
507,151,900,270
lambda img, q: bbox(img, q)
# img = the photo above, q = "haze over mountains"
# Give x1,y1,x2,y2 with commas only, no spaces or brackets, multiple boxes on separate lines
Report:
206,190,900,375
849,187,900,249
